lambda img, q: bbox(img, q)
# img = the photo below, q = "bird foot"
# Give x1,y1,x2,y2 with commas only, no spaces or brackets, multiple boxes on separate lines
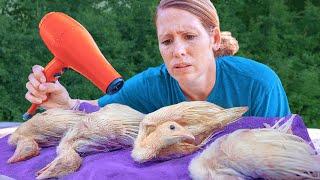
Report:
7,139,40,163
36,150,82,180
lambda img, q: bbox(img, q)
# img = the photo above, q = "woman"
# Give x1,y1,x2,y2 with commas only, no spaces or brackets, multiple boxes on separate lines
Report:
25,0,290,117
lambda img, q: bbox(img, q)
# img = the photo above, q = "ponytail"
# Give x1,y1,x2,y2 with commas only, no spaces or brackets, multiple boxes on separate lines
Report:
214,31,239,57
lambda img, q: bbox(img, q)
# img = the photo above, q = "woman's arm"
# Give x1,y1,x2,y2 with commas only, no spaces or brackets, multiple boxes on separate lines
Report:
252,79,291,117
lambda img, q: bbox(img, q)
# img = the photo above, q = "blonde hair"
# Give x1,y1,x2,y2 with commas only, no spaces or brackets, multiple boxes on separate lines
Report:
156,0,239,57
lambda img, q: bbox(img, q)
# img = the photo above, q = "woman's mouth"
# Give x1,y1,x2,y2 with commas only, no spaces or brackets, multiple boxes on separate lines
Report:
172,63,193,73
173,63,192,69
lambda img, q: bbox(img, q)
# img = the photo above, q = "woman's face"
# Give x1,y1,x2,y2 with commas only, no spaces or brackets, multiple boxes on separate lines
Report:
156,8,216,83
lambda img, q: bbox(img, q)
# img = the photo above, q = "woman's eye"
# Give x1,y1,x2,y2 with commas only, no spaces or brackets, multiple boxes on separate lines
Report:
162,39,172,45
185,34,196,40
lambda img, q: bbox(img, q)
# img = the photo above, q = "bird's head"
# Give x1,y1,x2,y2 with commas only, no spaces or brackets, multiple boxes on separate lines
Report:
155,121,195,146
131,121,195,163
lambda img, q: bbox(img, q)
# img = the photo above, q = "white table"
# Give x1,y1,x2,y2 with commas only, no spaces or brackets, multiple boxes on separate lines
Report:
0,127,17,138
308,128,320,153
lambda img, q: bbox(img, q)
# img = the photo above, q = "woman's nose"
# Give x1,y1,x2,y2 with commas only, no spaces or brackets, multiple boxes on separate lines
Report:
172,40,186,58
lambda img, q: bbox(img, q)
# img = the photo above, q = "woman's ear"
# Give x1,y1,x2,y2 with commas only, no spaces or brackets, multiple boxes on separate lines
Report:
210,27,221,51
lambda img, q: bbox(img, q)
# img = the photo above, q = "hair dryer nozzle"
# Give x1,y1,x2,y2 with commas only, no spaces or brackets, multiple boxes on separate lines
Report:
107,78,124,94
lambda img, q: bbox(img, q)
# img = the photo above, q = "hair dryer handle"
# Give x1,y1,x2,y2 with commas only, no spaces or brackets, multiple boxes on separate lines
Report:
23,58,66,120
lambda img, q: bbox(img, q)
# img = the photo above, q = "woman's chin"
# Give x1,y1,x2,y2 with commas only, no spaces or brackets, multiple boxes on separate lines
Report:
173,73,198,84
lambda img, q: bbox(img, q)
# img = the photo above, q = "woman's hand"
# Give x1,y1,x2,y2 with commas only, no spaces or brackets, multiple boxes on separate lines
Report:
25,65,73,110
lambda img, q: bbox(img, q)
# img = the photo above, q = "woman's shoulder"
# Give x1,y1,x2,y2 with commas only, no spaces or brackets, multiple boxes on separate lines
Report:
217,55,280,83
217,56,281,92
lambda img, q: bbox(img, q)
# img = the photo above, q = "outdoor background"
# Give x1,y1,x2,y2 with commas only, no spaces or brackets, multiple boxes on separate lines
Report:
0,0,319,127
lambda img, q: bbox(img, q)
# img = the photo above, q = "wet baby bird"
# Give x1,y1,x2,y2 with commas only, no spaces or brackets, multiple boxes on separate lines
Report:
189,115,320,180
7,108,86,163
35,104,145,179
132,101,247,162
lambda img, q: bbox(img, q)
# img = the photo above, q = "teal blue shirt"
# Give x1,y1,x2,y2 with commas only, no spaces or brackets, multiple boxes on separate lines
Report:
98,56,291,117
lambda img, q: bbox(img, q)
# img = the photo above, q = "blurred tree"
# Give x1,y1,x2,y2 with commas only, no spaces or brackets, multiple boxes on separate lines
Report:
0,0,319,127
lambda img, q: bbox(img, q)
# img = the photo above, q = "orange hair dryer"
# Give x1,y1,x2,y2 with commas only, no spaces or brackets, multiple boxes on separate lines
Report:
23,12,124,120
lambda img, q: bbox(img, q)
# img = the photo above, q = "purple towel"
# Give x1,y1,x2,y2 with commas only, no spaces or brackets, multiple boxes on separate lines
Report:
0,115,313,180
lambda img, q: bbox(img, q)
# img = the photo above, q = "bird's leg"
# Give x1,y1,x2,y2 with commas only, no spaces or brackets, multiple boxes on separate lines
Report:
7,138,40,163
36,124,84,179
35,149,82,180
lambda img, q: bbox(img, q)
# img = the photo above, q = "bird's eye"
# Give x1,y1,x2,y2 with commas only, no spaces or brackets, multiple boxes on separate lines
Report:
169,124,175,130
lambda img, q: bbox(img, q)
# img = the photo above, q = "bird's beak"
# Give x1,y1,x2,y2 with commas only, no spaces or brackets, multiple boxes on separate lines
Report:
174,129,195,141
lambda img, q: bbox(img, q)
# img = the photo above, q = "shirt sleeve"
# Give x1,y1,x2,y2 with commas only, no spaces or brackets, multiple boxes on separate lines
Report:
252,78,291,117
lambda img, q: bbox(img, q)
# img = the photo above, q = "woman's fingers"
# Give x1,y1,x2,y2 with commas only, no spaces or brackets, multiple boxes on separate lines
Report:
25,91,43,104
25,82,47,100
28,65,46,88
32,65,46,83
25,64,70,109
26,65,69,108
38,82,62,94
28,73,40,89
